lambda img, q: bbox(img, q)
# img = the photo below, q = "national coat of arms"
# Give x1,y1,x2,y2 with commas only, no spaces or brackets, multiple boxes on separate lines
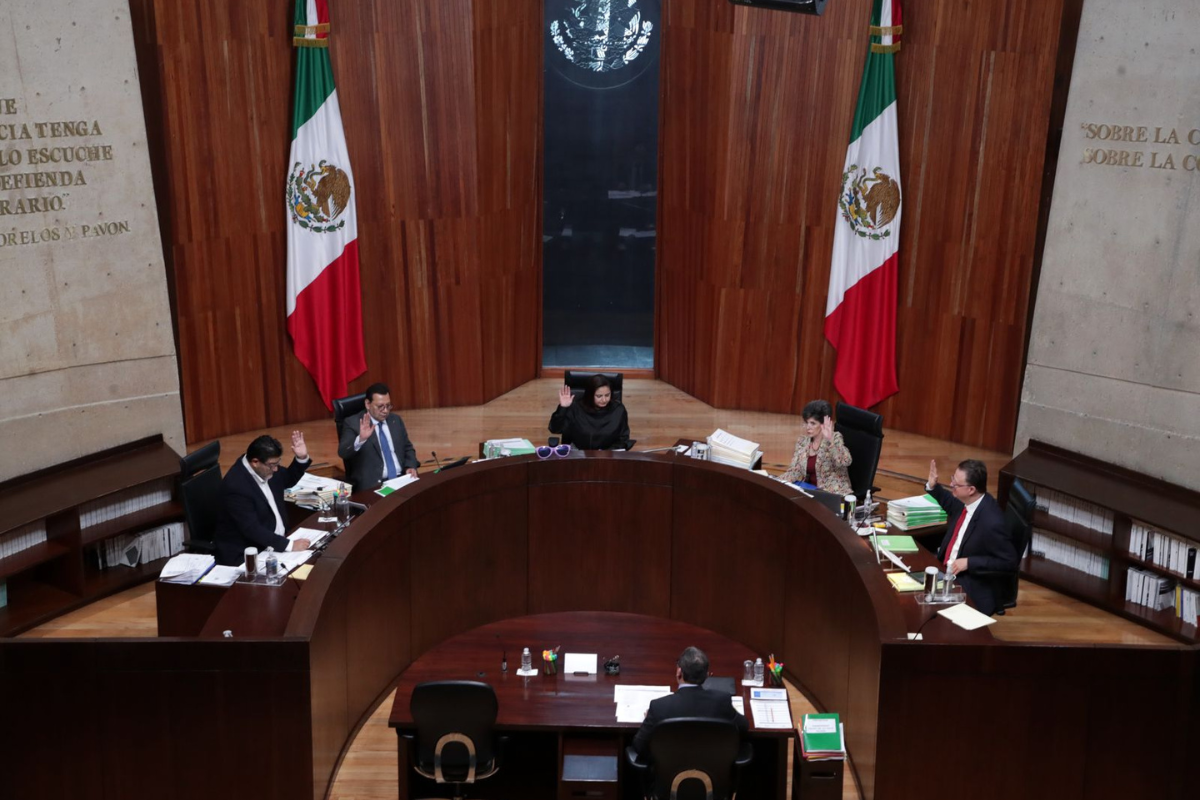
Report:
838,164,901,240
550,1,654,73
287,160,352,233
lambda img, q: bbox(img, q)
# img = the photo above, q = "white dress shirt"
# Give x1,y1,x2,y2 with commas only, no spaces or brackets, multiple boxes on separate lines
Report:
946,493,984,564
241,456,304,551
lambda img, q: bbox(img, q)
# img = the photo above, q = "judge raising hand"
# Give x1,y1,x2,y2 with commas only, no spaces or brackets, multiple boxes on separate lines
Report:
291,430,309,461
358,411,375,443
821,415,835,441
558,384,574,408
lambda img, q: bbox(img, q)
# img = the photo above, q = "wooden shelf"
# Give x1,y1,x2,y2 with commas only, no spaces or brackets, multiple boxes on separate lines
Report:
1021,555,1110,605
0,539,72,582
0,580,80,636
81,502,184,546
1117,552,1200,592
1114,599,1199,644
1031,510,1113,550
82,557,170,598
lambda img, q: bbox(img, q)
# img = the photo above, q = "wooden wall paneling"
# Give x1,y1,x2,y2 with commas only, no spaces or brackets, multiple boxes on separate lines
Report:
135,0,542,442
657,0,1069,452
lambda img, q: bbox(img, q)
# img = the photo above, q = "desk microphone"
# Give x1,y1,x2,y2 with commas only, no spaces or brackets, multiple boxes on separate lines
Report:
432,451,444,472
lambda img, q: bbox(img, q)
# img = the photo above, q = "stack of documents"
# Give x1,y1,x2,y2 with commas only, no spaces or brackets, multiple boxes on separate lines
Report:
484,438,536,457
159,553,215,585
285,473,345,507
886,494,947,529
800,713,846,760
706,429,762,470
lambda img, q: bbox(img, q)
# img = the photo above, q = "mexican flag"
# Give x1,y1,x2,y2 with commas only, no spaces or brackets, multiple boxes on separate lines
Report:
825,0,903,410
286,0,365,409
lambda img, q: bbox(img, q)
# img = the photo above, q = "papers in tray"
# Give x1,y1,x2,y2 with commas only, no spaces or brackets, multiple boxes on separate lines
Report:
937,602,997,630
158,553,215,585
198,565,242,586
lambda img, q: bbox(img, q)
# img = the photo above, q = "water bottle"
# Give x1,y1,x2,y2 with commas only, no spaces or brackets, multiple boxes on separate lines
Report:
753,657,764,685
264,546,278,577
521,647,532,672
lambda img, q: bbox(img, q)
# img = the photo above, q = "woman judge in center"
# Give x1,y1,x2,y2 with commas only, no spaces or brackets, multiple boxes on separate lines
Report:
548,375,631,450
780,399,853,496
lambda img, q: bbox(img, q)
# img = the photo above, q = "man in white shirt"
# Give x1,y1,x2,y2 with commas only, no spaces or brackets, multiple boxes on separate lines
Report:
925,459,1018,615
212,432,313,566
337,382,420,490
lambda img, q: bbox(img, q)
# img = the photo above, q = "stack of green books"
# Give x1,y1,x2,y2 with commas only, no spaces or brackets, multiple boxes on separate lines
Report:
886,494,947,530
800,712,845,761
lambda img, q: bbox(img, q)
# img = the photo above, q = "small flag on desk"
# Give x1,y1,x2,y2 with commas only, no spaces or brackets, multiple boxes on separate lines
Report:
285,0,366,409
825,0,904,410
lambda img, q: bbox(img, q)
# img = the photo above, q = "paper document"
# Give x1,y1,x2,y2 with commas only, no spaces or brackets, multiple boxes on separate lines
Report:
289,527,329,547
563,653,597,674
750,688,787,701
613,685,671,723
198,565,242,586
731,696,745,715
616,704,648,723
380,474,419,492
750,699,794,729
288,473,343,492
937,603,997,630
159,553,215,584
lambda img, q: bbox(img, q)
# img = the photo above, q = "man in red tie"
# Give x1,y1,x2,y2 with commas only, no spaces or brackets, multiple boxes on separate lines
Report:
925,459,1018,615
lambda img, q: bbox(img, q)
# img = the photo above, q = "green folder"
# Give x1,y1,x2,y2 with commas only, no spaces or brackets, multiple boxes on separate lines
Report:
875,535,919,553
801,712,844,754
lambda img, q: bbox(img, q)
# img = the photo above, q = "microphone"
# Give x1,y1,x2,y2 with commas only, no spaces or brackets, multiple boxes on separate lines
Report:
432,451,444,472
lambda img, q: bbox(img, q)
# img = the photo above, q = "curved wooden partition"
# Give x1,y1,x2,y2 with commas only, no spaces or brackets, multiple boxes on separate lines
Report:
3,452,1195,800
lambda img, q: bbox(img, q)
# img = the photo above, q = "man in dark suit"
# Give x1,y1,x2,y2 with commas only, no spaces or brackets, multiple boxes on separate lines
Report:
213,433,313,567
926,458,1018,615
632,646,749,758
337,382,420,491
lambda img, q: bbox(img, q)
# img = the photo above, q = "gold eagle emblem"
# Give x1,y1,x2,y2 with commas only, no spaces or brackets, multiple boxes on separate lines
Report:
838,164,901,240
286,160,352,233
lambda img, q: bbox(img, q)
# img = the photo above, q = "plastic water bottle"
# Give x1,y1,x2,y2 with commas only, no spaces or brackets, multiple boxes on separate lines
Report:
521,647,532,672
264,546,278,577
753,657,764,685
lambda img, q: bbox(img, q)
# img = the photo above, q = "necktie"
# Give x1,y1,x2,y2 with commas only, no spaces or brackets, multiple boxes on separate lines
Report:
944,509,967,567
377,421,398,481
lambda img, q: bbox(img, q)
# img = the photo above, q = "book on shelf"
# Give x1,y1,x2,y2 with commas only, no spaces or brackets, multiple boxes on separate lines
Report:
1029,530,1109,579
706,429,762,470
800,713,845,760
1029,485,1113,536
1129,521,1198,579
886,494,947,529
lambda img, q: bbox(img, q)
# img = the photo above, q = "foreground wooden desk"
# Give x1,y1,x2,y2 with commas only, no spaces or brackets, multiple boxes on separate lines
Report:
5,450,1197,800
389,611,793,799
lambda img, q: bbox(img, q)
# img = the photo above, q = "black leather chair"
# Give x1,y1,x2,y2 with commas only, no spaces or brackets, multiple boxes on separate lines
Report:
625,718,752,800
834,401,884,501
563,370,623,404
407,681,503,800
332,392,367,473
977,478,1035,615
179,441,221,555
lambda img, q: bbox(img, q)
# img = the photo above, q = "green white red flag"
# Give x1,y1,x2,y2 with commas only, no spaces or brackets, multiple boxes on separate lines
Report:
286,0,365,408
825,0,903,409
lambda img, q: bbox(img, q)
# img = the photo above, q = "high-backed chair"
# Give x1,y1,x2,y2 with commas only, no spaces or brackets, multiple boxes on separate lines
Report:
179,441,221,555
332,392,367,473
977,478,1035,615
563,370,623,404
834,401,884,501
407,681,503,800
625,718,751,800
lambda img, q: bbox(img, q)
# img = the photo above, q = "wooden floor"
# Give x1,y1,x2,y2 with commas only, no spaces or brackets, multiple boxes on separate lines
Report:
21,378,1173,799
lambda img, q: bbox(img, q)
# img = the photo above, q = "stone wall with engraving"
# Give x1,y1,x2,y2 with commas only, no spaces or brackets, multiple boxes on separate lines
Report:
1016,0,1200,489
0,0,184,482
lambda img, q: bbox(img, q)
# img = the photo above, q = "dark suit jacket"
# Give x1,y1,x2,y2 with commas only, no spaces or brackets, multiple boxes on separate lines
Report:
212,457,310,567
930,484,1018,615
632,685,749,756
336,410,419,490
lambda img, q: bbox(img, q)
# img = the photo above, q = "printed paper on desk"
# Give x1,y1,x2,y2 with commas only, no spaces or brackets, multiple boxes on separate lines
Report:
380,474,419,492
198,565,242,587
937,603,997,630
563,653,598,674
289,527,329,547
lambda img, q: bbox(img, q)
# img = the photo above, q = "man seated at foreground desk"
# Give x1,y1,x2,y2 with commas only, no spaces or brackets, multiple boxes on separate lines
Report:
632,646,749,757
337,382,419,490
926,458,1018,615
212,433,312,566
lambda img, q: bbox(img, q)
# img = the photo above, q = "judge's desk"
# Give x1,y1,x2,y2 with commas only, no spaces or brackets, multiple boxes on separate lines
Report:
137,447,1198,800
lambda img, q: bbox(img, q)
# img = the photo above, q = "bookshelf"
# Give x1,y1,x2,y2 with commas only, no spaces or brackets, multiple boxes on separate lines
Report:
0,435,184,637
1000,440,1200,643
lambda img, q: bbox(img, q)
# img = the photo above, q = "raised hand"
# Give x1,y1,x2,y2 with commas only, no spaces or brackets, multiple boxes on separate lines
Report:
291,430,309,460
358,413,375,442
821,415,835,441
558,384,574,408
927,459,938,488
